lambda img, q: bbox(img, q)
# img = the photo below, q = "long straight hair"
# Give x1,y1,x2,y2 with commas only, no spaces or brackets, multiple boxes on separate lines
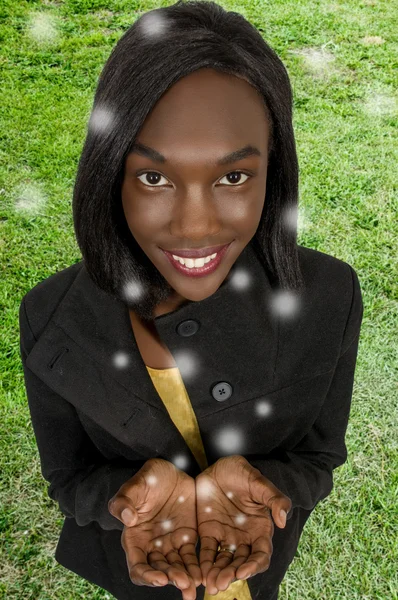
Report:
72,0,305,303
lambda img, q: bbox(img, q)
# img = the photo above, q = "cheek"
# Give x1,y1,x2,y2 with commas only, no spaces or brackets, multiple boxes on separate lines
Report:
223,195,264,230
123,201,166,244
133,202,165,229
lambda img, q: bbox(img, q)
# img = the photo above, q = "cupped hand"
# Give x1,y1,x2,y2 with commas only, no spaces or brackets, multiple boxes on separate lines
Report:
195,455,292,595
108,458,202,600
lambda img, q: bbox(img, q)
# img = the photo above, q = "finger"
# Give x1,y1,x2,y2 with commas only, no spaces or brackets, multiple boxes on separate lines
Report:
205,551,237,596
198,535,220,585
149,549,198,600
235,535,273,580
125,546,169,587
214,545,250,592
179,543,203,587
108,495,137,527
202,544,237,592
148,548,195,590
205,545,249,594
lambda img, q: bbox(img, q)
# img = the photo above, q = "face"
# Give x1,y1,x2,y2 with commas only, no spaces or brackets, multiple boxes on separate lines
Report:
121,68,270,322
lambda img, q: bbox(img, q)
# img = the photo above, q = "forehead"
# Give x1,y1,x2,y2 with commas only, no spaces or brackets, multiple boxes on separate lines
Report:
136,69,268,135
124,69,270,167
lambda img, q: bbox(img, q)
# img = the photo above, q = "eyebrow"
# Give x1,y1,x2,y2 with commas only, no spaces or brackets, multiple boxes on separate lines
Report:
129,142,261,166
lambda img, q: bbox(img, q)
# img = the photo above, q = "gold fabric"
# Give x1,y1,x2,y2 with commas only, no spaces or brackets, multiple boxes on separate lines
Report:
146,364,252,600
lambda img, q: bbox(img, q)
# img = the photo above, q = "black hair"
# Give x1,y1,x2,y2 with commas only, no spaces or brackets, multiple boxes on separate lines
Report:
72,0,305,315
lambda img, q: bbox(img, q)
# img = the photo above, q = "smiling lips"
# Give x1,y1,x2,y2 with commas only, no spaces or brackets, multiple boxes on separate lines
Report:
161,242,232,277
161,243,231,259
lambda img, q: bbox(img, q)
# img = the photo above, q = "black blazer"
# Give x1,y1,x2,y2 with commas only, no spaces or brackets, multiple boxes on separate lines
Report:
19,241,364,600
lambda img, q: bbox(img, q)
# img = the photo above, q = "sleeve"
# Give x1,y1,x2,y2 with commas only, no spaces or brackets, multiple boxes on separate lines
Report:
19,297,147,532
248,264,364,519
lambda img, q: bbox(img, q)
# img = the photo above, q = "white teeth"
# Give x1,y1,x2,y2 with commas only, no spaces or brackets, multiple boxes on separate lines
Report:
171,252,217,268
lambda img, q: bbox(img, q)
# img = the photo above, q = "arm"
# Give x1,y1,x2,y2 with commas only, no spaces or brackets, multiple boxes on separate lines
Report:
248,265,364,518
19,298,146,532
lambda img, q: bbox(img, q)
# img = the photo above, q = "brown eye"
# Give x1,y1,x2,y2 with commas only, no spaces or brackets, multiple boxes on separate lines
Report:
137,172,168,187
219,171,250,186
136,170,251,187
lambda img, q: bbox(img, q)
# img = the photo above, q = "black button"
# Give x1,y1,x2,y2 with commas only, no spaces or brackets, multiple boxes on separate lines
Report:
176,319,200,337
211,382,233,402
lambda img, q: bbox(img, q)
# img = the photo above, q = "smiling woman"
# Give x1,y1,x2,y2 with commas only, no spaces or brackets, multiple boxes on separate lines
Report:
19,1,363,600
72,0,305,326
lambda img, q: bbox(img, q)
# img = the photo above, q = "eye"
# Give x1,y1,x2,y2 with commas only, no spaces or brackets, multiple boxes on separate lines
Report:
136,170,251,188
219,171,251,186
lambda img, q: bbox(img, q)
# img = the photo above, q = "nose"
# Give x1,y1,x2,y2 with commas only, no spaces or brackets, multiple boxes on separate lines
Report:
169,191,222,240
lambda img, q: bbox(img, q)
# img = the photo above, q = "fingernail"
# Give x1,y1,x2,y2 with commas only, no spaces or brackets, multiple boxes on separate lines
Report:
121,508,135,526
280,509,287,527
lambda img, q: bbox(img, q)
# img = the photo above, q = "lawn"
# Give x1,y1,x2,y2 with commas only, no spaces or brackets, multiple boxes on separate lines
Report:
0,0,397,598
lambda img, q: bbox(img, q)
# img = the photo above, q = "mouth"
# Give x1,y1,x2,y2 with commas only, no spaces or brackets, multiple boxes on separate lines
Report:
160,242,233,278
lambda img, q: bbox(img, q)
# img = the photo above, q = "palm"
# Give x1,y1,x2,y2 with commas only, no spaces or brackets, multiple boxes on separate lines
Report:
120,460,202,593
195,456,276,594
122,472,197,551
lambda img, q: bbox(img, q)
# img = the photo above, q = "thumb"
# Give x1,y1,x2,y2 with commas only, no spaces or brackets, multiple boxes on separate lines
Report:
271,498,292,529
108,496,138,527
266,495,291,529
250,473,292,529
276,507,288,529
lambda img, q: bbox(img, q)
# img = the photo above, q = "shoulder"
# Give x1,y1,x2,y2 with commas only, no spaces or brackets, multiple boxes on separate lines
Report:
297,244,351,282
297,245,364,354
19,261,84,348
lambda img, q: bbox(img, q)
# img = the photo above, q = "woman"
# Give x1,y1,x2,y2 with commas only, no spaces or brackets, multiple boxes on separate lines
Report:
19,1,364,599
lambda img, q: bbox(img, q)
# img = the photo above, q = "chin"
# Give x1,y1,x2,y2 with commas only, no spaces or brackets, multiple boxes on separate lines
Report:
175,273,232,304
174,288,213,302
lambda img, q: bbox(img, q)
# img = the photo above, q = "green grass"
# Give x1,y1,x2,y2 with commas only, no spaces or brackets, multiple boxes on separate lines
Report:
1,0,397,598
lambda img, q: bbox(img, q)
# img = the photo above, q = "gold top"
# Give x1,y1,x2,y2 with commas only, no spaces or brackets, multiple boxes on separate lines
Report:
146,364,252,600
